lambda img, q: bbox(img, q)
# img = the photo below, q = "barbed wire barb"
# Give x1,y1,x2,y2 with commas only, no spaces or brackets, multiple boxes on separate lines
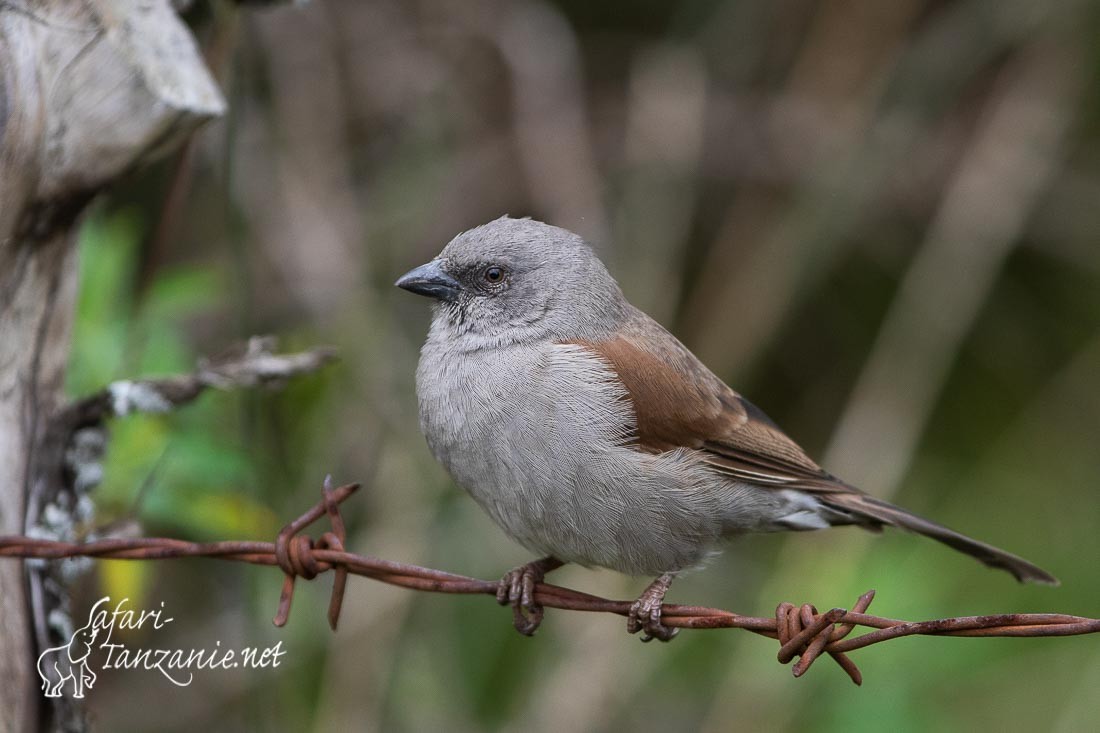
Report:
2,478,1097,686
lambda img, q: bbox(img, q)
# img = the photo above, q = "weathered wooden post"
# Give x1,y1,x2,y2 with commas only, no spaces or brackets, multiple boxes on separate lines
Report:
0,2,223,729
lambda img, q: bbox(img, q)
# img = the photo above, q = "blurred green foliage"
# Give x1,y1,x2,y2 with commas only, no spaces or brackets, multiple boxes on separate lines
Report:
69,209,276,605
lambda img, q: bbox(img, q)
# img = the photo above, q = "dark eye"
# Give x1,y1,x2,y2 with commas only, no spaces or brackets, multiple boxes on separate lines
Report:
483,266,505,283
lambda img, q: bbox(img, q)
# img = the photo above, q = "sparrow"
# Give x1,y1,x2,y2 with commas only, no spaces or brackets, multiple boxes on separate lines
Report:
396,216,1057,641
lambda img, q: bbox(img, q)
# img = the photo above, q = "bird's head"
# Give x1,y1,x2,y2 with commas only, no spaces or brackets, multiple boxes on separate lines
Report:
396,216,626,343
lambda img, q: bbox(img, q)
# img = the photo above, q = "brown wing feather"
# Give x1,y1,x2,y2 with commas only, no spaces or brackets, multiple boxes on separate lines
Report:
565,313,1057,585
567,314,849,493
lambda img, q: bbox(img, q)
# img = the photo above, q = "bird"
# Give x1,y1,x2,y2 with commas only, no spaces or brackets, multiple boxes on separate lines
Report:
396,215,1057,642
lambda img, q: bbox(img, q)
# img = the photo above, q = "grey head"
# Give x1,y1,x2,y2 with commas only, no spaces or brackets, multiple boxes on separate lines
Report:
396,216,628,344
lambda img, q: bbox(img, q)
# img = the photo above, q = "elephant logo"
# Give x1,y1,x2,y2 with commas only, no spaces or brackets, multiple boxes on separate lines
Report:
37,612,101,698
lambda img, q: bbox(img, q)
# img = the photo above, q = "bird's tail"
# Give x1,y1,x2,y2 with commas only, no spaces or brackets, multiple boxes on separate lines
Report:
818,492,1058,585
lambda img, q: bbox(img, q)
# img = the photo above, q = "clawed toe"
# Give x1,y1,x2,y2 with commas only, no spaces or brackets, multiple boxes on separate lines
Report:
497,567,542,635
627,597,678,642
626,573,678,642
496,557,562,636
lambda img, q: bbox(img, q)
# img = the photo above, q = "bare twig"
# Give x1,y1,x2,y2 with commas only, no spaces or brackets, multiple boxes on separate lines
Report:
59,336,338,428
1,479,1096,686
26,336,338,552
24,336,337,685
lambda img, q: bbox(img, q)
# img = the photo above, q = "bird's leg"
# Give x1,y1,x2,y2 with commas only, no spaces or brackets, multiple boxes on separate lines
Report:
496,556,564,636
627,573,678,642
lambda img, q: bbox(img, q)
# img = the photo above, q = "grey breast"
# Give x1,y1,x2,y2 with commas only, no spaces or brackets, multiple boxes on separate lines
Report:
416,337,740,575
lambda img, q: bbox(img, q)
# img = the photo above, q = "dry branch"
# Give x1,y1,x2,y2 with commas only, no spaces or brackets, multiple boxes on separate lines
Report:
2,479,1096,687
22,337,336,732
56,336,338,429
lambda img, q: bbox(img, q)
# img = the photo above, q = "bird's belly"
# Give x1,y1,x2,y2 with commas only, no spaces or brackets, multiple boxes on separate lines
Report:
416,341,741,575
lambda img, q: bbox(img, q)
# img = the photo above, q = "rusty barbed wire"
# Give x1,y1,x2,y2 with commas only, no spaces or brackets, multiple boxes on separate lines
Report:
3,479,1097,686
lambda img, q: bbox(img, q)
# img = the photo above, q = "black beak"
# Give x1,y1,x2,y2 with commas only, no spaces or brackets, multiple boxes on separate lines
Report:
395,260,462,302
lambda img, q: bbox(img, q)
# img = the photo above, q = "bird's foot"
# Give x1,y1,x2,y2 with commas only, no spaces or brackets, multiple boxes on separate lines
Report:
496,556,563,636
627,573,678,642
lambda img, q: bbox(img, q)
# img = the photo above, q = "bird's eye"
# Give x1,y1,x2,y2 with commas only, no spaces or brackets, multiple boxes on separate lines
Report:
483,266,505,283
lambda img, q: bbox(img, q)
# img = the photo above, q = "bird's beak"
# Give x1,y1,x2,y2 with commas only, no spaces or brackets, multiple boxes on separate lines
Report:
395,260,462,302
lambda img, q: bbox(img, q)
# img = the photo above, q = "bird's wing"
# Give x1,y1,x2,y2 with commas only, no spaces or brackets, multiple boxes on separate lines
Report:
568,313,850,493
564,312,1060,585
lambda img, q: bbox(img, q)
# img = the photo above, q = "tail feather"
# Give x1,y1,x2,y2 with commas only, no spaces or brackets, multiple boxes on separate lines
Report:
819,492,1058,586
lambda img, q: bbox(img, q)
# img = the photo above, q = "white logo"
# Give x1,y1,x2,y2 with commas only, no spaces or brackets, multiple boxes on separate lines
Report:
37,606,101,698
37,597,286,697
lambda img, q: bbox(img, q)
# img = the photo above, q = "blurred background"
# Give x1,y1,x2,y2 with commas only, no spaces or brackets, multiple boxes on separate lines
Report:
71,0,1100,730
